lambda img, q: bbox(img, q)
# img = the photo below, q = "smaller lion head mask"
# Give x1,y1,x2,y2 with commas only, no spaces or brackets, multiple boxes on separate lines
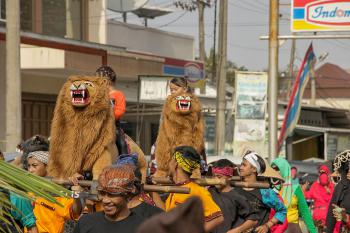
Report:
167,91,200,115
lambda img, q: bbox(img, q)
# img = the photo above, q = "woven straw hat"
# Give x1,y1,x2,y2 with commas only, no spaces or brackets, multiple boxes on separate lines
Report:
258,158,284,182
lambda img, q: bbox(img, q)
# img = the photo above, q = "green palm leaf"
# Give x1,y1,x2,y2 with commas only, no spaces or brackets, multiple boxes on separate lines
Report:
0,160,72,232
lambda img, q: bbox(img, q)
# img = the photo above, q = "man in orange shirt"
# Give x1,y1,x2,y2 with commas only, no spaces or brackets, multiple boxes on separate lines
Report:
166,146,224,232
95,66,128,154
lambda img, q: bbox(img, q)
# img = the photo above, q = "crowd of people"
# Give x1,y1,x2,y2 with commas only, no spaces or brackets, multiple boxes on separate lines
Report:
2,143,350,233
1,67,350,233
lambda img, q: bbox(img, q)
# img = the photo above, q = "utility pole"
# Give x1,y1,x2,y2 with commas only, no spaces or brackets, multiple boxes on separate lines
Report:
215,0,227,157
5,0,22,151
198,0,206,94
212,0,218,84
287,38,296,100
268,0,279,162
198,0,206,62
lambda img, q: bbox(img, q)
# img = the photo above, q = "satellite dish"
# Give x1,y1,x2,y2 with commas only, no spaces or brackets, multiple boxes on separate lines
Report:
108,0,149,13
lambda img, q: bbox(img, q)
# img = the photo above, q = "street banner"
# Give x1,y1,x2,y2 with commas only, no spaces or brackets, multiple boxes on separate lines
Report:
233,72,268,156
292,0,350,32
278,44,316,152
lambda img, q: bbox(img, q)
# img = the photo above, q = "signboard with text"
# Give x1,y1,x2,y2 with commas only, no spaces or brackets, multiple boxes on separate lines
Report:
233,72,268,157
138,75,172,103
292,0,350,32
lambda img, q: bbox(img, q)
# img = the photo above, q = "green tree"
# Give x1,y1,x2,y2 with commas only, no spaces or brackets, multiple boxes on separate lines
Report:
205,48,247,87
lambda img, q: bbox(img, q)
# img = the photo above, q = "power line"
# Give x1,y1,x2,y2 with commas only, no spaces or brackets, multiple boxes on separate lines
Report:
155,11,188,28
240,1,268,12
149,22,288,27
314,78,344,109
228,0,267,15
256,0,269,9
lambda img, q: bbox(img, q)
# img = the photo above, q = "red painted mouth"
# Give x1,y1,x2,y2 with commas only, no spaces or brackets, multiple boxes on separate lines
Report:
70,89,90,106
176,100,191,111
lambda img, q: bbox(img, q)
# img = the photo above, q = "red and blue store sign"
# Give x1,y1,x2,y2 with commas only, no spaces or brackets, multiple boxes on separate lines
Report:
163,57,205,84
292,0,350,31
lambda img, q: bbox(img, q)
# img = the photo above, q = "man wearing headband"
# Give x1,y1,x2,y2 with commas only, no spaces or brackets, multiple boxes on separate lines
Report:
208,159,257,233
236,151,286,233
74,166,145,233
165,146,223,232
26,151,83,233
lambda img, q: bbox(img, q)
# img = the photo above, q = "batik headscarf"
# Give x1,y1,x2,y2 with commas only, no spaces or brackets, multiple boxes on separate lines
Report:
173,146,201,174
271,158,298,208
97,165,136,194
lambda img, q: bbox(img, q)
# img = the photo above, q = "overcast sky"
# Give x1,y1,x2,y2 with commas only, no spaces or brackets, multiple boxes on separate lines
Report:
110,0,350,72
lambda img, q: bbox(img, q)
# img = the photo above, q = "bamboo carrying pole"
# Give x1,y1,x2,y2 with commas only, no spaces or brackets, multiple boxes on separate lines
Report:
151,177,271,189
48,178,190,194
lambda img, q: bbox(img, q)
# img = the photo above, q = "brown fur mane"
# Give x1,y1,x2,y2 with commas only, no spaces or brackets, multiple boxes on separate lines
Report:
154,91,204,177
48,75,115,178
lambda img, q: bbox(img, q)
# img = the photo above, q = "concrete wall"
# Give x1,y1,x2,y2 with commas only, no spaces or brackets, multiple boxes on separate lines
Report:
107,20,195,60
21,46,65,69
0,41,6,151
88,0,106,44
106,53,164,81
22,73,65,95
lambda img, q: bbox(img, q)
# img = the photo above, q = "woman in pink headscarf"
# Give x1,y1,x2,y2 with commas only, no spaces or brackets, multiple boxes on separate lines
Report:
304,165,334,227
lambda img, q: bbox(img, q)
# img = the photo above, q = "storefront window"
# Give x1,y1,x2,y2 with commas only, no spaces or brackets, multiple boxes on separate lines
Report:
42,0,66,37
20,0,32,32
0,0,6,23
0,0,33,30
42,0,82,39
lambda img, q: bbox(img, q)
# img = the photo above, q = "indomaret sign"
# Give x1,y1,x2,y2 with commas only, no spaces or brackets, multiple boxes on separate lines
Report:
292,0,350,31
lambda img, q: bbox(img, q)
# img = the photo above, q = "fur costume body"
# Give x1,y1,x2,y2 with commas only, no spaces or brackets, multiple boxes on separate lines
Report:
154,91,204,177
48,76,116,179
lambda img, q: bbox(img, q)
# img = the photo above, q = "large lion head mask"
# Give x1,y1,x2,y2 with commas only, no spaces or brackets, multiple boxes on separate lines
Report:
165,91,201,117
58,76,110,116
48,75,116,179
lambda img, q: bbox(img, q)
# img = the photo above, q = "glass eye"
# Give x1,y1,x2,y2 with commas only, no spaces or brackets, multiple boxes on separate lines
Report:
84,82,94,87
175,96,184,100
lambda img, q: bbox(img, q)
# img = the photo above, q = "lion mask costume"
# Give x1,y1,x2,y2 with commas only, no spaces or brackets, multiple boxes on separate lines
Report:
154,91,205,178
48,75,116,179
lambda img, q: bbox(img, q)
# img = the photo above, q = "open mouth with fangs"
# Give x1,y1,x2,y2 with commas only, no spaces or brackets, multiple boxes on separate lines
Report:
70,84,90,107
176,100,191,111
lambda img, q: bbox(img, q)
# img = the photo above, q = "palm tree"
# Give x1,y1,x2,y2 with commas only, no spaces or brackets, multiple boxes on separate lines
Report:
0,160,72,232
